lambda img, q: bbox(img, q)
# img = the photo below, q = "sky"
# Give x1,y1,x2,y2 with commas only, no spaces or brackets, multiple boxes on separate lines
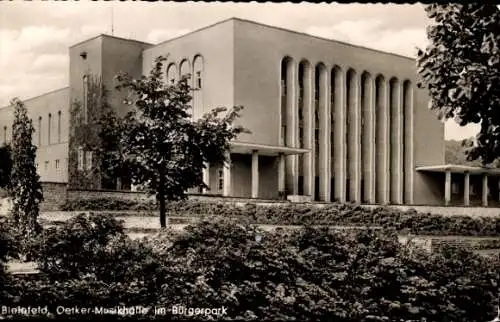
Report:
0,1,480,140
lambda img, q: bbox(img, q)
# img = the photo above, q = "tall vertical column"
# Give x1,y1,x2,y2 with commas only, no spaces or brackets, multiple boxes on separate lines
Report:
383,79,391,204
303,63,314,197
202,162,210,194
319,67,331,201
482,174,488,207
396,82,404,204
251,150,259,199
362,74,376,204
403,82,415,205
285,59,298,195
223,152,232,197
390,79,402,204
444,170,451,206
348,72,361,202
464,172,470,206
334,68,346,202
278,152,286,197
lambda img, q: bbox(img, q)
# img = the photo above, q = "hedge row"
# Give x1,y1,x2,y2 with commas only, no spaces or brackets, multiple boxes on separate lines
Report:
2,213,499,321
60,198,157,211
59,198,500,236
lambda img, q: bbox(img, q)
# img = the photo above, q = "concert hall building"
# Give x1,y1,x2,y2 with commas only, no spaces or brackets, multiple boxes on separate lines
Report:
1,17,499,207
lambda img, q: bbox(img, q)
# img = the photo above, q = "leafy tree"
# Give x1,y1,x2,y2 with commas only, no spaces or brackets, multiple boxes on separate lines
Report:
9,98,43,241
0,144,12,190
445,138,483,166
116,56,246,228
417,4,500,164
95,85,131,190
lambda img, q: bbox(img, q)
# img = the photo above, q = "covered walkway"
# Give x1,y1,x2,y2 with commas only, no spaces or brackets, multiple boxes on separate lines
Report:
416,164,500,207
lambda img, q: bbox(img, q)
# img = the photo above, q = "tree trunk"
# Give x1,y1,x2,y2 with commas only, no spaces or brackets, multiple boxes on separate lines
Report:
158,172,167,228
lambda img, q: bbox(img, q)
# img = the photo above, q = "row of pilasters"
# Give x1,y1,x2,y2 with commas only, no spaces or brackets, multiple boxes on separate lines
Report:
281,58,412,204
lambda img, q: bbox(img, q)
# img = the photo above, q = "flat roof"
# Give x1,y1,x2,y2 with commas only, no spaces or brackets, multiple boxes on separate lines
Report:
69,34,152,49
416,164,500,175
0,87,69,111
149,17,414,62
230,141,309,156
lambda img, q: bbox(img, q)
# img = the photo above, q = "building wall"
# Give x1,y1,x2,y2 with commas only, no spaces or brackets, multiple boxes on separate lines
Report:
101,36,152,118
67,35,151,189
0,88,70,183
142,19,235,120
412,84,445,205
232,18,444,205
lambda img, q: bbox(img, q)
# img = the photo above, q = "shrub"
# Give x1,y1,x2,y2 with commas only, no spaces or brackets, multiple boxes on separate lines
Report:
59,197,157,211
163,201,500,236
58,198,500,237
4,216,498,321
33,213,126,279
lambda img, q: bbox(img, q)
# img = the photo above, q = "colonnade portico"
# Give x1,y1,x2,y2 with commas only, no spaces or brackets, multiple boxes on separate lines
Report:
418,165,500,207
201,142,308,198
281,56,414,204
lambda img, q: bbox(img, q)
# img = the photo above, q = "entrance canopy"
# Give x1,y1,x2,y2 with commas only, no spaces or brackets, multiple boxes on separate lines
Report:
229,141,310,156
416,164,500,176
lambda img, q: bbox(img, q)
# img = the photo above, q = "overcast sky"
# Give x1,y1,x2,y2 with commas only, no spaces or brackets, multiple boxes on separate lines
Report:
0,1,479,140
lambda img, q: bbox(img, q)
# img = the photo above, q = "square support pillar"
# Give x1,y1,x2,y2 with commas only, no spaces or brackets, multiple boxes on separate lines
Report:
278,152,286,197
202,162,210,194
223,152,232,197
482,174,488,207
444,170,451,206
463,172,470,206
251,150,259,199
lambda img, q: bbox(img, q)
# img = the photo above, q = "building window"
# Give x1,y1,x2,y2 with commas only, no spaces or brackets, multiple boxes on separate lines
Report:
38,116,42,146
55,159,60,169
3,126,6,145
451,182,459,194
166,63,177,85
83,75,89,123
218,168,224,192
77,147,84,170
196,71,202,89
85,151,93,170
57,111,62,143
44,161,49,171
48,113,52,145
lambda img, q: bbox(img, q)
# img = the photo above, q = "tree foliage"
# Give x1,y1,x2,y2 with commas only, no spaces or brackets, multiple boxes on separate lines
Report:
417,4,500,164
95,84,131,190
0,144,12,190
445,138,483,166
115,56,246,227
8,98,43,241
5,215,499,321
68,76,131,190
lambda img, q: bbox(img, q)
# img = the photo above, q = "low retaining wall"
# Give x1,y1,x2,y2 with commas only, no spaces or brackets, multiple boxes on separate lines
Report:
40,182,68,212
66,189,154,202
362,204,500,218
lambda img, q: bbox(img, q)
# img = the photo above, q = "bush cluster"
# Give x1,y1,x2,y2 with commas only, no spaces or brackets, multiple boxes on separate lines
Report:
59,198,500,237
60,198,157,211
2,214,499,321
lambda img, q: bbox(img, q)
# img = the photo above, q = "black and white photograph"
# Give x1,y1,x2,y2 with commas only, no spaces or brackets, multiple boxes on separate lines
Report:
0,1,499,320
